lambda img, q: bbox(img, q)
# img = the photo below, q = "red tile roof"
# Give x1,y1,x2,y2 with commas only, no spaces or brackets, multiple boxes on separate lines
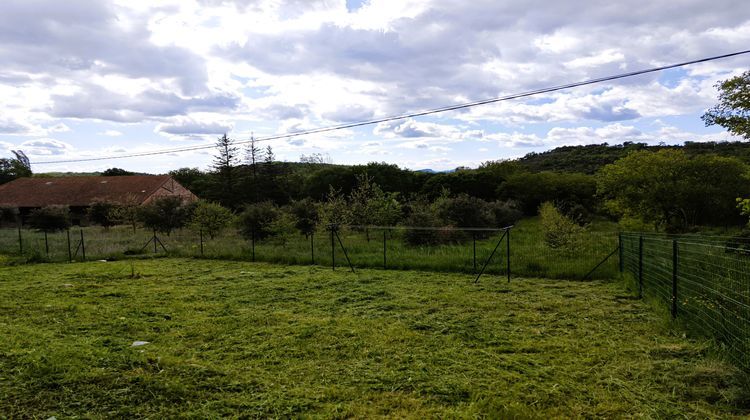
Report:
0,175,185,207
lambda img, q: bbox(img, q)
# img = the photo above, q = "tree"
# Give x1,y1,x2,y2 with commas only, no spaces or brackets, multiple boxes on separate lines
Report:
539,202,584,250
189,200,233,239
702,70,750,139
211,133,239,208
289,198,319,237
597,149,750,232
348,173,402,240
28,205,71,233
244,134,264,202
0,150,32,185
236,201,281,240
317,186,350,228
137,196,188,235
88,200,121,229
101,168,134,176
0,207,19,228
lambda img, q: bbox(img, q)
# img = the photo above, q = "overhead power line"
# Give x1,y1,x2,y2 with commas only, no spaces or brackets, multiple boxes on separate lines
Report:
32,49,750,165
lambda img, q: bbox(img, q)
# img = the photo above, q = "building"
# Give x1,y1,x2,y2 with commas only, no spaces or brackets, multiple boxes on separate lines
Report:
0,175,197,225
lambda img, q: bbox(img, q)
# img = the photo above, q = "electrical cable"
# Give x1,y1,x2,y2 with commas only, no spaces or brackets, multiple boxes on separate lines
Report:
31,49,750,165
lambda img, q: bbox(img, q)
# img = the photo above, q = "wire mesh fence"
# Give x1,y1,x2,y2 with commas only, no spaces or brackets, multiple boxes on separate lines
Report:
621,232,750,370
0,223,620,280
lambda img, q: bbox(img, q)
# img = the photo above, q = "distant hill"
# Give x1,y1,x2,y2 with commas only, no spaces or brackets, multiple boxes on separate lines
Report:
517,141,750,174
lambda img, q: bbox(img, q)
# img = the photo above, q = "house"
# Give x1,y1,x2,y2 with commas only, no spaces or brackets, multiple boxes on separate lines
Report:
0,175,197,225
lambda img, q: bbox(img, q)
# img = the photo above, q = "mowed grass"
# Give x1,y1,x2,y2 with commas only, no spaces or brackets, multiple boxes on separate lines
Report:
0,258,747,418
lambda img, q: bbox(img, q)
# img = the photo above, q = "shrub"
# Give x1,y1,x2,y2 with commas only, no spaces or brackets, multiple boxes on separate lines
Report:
290,198,319,237
236,201,280,240
27,205,71,233
189,200,234,239
490,200,523,228
539,201,584,250
138,196,189,235
88,200,121,229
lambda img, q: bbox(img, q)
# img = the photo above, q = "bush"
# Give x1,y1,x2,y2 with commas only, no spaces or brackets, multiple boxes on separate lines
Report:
138,196,189,235
434,193,495,228
189,200,234,239
539,201,584,250
490,200,523,228
236,201,280,240
290,198,319,237
0,207,19,228
27,205,71,233
88,200,121,229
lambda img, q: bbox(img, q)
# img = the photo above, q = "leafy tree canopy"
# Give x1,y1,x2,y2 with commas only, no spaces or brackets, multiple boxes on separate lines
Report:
703,70,750,139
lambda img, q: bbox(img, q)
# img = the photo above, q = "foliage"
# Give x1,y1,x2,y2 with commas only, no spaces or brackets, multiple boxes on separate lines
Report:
0,207,19,228
702,70,750,139
211,134,239,208
101,168,134,176
539,202,584,250
87,201,121,229
236,201,281,240
137,196,188,235
434,193,495,228
348,173,402,229
27,205,71,233
188,200,233,239
0,150,32,185
499,171,597,216
317,186,349,228
597,149,750,232
289,198,319,237
489,200,523,228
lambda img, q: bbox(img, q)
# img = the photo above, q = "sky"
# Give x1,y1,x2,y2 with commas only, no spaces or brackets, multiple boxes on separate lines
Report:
0,0,748,174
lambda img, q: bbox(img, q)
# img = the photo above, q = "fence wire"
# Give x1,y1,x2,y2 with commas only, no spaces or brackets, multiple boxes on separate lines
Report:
621,232,750,370
0,224,620,280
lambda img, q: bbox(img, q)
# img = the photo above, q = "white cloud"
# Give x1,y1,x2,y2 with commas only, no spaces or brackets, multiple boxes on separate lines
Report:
100,130,124,137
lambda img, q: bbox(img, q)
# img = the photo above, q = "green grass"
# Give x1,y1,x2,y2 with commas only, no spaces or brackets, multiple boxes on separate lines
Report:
0,258,747,418
0,218,620,279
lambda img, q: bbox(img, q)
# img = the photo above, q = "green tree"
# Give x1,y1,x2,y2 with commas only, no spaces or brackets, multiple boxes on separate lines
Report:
189,200,234,239
0,150,32,185
28,205,71,233
348,173,402,239
539,201,584,250
88,200,121,229
137,196,188,235
597,149,750,231
317,186,350,228
289,198,319,237
702,70,750,139
211,133,239,208
101,168,134,176
236,201,281,240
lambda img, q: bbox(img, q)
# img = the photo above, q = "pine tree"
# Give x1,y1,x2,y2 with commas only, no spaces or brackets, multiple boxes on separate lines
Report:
212,133,239,208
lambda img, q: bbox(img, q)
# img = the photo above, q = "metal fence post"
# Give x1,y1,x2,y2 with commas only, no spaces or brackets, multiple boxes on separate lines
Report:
330,226,335,270
672,239,678,319
472,232,476,273
383,229,387,269
199,229,204,256
618,232,623,273
18,225,22,254
44,232,49,256
310,232,315,265
80,228,86,261
506,228,511,282
67,229,72,262
251,227,255,262
638,235,643,298
153,229,158,254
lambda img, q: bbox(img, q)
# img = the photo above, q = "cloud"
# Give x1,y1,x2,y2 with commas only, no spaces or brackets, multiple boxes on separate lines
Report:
18,138,74,156
48,84,239,122
157,119,233,136
100,130,124,137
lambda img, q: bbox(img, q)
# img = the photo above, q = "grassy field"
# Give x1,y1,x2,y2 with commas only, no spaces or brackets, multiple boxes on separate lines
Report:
0,258,747,418
0,218,620,279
